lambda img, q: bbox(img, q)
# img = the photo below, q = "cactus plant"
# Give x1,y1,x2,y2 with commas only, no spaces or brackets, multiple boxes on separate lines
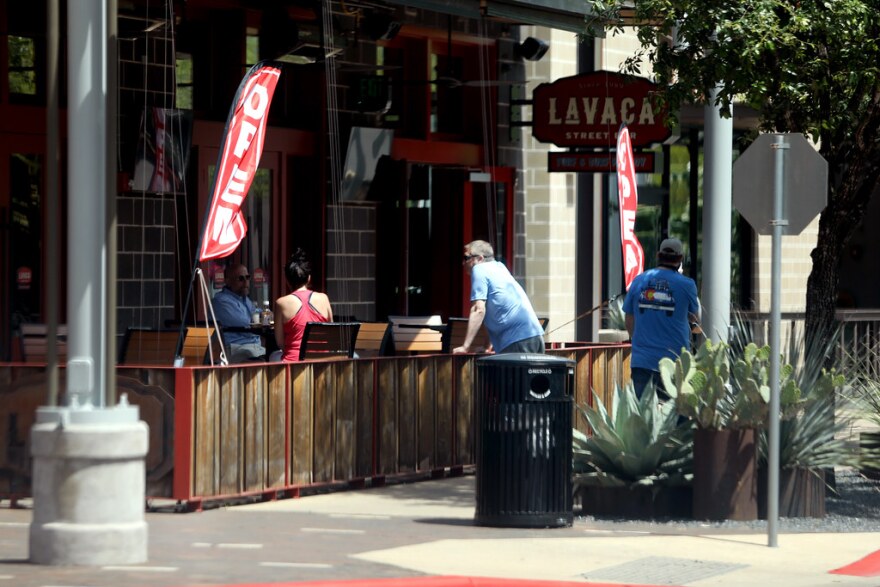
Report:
659,339,803,430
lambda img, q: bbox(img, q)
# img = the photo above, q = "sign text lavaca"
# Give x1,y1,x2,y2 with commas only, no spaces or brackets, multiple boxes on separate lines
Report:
532,71,670,148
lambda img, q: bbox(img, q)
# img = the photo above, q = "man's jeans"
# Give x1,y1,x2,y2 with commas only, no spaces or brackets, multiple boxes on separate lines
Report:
631,367,670,400
499,334,545,354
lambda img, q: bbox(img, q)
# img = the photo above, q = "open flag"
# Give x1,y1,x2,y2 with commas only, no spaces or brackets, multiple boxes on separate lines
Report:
616,123,645,289
199,62,281,261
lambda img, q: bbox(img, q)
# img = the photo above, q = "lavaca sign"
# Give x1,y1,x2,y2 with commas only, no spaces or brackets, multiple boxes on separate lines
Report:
532,71,670,148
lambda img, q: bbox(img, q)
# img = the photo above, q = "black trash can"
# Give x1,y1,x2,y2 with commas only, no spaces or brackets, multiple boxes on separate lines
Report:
474,353,574,528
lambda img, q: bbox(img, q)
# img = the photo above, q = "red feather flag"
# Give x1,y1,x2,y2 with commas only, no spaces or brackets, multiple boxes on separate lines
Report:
199,62,281,261
616,123,645,289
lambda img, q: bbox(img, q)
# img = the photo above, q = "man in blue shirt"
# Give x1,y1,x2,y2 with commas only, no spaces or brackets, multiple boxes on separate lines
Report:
624,238,701,398
453,240,545,355
213,263,266,363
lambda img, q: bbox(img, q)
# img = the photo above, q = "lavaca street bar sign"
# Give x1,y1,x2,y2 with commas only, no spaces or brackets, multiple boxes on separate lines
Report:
532,71,670,148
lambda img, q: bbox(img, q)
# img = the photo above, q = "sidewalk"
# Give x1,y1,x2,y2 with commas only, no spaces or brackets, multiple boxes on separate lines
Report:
1,474,879,587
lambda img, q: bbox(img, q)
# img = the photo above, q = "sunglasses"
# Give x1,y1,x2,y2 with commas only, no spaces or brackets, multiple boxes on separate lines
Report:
463,254,479,262
236,274,251,282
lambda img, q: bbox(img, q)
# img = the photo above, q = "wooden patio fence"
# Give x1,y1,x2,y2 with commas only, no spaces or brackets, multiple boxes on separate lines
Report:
0,343,630,509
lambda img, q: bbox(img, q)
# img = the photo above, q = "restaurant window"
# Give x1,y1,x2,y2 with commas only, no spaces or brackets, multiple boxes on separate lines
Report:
8,35,37,97
246,28,259,67
380,43,424,137
206,165,273,305
175,52,193,110
9,154,44,323
430,53,463,136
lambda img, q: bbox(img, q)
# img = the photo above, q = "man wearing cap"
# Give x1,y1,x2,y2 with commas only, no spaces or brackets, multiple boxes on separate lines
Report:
623,238,701,399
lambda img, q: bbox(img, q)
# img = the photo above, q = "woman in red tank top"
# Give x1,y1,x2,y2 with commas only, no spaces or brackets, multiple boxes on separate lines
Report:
273,249,333,361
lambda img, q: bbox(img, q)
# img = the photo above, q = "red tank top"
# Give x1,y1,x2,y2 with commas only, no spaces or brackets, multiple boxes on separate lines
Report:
281,290,329,361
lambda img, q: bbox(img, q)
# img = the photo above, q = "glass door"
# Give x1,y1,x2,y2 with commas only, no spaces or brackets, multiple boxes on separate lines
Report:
0,134,51,360
375,164,515,319
459,167,514,316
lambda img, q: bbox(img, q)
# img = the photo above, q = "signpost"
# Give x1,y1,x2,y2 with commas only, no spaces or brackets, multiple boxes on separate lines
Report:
734,134,828,235
733,133,828,547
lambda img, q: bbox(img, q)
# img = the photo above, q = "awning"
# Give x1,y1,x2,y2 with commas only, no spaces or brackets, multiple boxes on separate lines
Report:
483,0,594,34
383,0,602,34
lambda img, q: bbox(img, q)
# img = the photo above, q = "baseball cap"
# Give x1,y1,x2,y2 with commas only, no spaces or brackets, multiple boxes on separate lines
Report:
659,238,683,256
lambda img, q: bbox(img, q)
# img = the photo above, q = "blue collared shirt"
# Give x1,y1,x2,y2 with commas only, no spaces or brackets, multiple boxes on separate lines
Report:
213,287,261,346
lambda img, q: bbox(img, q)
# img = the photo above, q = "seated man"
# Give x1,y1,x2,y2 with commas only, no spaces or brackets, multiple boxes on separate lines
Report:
213,264,265,363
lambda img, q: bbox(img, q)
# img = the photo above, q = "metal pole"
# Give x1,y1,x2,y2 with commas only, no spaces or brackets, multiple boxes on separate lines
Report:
767,134,788,547
67,0,108,407
106,0,118,405
688,128,700,280
701,86,732,344
30,0,146,567
45,0,60,406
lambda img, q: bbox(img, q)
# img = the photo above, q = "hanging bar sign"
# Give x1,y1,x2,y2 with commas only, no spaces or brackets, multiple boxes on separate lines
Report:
532,71,670,148
548,151,656,173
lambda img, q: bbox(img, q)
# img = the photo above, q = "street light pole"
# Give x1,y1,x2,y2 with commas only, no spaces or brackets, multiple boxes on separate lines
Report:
701,86,732,344
29,0,147,566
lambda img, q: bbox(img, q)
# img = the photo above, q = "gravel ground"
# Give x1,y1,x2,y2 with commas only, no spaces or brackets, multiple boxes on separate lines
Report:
579,468,880,533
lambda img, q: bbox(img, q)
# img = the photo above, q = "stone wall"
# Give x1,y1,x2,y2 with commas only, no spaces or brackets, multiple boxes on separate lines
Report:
115,194,177,348
325,203,377,321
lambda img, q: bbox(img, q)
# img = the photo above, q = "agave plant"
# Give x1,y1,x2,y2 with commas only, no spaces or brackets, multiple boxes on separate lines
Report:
766,391,861,470
605,295,627,331
572,381,692,489
844,339,880,430
837,344,880,472
729,311,863,470
853,375,880,428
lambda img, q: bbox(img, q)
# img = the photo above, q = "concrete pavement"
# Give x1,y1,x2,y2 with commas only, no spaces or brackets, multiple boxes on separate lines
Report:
1,474,879,587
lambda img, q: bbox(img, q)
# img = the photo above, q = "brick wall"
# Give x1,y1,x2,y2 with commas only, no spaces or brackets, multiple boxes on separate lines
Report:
518,26,578,343
752,217,817,312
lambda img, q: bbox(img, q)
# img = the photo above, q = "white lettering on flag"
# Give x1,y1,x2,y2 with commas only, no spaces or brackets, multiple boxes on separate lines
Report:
199,64,281,262
616,124,645,289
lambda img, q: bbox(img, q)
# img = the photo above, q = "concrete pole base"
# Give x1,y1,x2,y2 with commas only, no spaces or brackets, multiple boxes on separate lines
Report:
29,406,148,565
29,520,148,566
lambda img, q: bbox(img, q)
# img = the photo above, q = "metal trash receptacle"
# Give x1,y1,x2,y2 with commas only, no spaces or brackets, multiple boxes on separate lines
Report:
474,353,574,528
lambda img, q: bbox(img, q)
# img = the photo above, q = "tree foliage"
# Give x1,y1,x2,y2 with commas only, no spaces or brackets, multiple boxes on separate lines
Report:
587,0,880,341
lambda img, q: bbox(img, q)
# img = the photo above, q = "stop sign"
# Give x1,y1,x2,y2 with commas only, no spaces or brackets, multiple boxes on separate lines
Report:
733,133,828,235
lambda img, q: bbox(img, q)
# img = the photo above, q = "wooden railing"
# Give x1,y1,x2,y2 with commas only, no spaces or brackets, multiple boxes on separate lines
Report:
0,343,630,508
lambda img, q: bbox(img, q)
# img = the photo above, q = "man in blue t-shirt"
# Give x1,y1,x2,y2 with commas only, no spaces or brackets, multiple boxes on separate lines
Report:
623,238,701,399
214,263,266,363
453,240,545,355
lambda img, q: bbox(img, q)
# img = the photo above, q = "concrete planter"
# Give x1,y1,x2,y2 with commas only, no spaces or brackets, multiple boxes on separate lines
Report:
597,329,629,343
